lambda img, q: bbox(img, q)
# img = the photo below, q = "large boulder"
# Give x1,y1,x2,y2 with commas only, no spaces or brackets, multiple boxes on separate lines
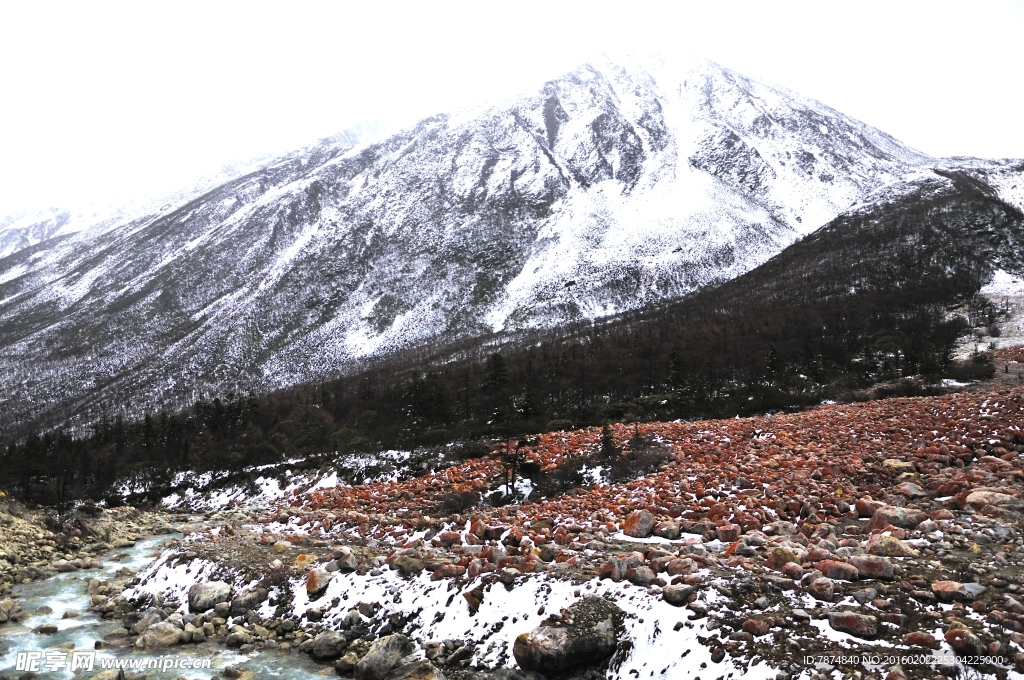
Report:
230,587,269,616
307,568,333,597
355,634,416,680
188,581,232,613
622,510,654,538
75,508,112,542
312,630,349,658
513,597,621,673
134,621,183,650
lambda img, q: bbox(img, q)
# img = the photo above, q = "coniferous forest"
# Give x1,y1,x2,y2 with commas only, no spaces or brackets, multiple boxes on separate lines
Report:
1,170,1020,507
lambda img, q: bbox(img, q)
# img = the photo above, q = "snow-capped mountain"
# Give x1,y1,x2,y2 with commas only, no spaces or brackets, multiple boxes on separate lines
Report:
0,54,1019,431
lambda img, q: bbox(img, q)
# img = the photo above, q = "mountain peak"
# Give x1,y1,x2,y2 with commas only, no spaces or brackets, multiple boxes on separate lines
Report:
0,56,1016,432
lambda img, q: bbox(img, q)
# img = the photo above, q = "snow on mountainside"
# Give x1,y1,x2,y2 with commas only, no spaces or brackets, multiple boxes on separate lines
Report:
0,54,1016,431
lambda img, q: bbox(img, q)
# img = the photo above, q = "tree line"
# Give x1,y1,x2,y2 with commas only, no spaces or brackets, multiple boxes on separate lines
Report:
1,171,1018,507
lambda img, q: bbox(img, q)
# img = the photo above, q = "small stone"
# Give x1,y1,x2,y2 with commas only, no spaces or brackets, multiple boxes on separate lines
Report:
865,534,919,557
355,634,415,680
767,546,803,570
625,566,655,587
430,563,467,581
892,482,927,498
742,618,770,636
188,581,231,613
865,506,927,532
902,631,940,649
931,581,964,602
665,558,697,576
134,621,183,649
945,624,985,656
851,588,878,604
335,652,360,673
716,524,741,543
849,555,895,580
808,577,834,601
293,553,317,570
312,630,348,658
817,560,858,581
662,584,695,606
653,520,681,540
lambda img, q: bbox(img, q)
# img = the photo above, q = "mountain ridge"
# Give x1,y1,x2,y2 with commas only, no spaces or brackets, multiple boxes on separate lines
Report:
0,54,1020,434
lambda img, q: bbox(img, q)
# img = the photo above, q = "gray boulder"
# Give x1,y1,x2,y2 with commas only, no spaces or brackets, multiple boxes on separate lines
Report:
312,630,349,658
229,587,269,616
355,634,416,680
134,622,182,649
188,581,231,612
76,510,112,541
513,597,620,672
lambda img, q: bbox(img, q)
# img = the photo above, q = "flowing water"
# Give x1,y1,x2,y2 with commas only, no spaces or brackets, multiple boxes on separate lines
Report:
0,534,327,679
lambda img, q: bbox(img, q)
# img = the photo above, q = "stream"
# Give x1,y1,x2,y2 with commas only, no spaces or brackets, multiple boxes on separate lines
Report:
0,533,327,679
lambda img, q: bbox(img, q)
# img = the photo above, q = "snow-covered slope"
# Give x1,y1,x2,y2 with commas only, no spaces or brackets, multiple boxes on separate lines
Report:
0,54,1015,430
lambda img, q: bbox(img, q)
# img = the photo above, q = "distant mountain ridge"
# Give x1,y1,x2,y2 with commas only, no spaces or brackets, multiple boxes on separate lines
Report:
0,54,1020,433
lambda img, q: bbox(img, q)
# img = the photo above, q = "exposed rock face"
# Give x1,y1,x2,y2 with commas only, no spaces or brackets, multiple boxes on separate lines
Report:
355,634,416,680
188,581,231,612
513,597,621,673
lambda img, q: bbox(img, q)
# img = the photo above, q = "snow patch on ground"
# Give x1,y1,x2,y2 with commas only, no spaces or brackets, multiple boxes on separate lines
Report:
132,550,778,679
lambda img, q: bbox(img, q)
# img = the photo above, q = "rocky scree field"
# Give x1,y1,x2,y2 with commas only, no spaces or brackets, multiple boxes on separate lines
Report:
95,375,1024,680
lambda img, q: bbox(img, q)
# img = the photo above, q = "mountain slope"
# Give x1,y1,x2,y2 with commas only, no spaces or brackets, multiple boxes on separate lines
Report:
0,55,1004,433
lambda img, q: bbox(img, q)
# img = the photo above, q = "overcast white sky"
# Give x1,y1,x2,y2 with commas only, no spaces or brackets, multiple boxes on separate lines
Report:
1,0,1022,217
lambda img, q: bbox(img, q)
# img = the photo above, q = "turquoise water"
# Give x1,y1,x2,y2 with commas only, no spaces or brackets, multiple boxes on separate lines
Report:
0,534,329,679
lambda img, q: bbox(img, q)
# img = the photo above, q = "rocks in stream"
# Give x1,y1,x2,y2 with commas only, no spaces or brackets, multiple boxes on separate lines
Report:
134,621,184,649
